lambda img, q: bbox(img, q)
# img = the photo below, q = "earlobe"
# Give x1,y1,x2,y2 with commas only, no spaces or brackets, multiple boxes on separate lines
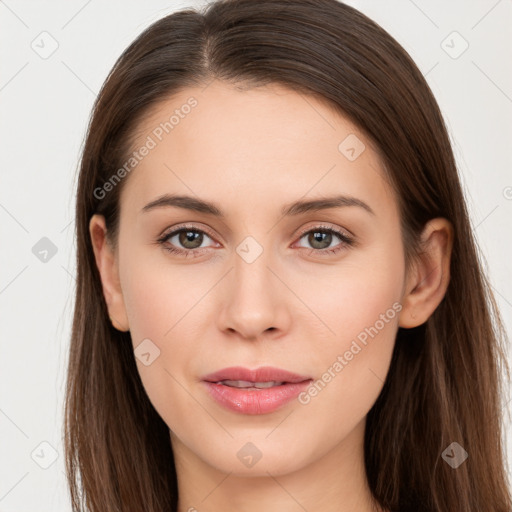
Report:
398,218,453,329
89,214,130,332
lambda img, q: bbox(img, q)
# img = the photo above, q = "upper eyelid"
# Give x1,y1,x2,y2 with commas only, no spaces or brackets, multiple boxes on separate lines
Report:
296,223,352,239
159,223,218,242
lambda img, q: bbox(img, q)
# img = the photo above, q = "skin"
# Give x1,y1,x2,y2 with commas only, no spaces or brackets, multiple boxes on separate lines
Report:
90,80,453,512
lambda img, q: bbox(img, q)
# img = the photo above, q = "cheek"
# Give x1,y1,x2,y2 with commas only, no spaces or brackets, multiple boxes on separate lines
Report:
119,245,209,343
118,249,213,423
294,238,404,424
120,279,198,436
295,230,404,346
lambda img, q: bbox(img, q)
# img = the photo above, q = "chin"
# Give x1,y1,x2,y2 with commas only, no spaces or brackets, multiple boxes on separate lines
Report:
196,435,316,478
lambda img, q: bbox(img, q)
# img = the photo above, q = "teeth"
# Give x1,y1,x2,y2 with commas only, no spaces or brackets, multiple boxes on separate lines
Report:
218,380,284,388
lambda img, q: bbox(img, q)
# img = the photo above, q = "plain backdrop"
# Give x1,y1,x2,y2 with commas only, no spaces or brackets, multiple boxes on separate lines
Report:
1,0,511,510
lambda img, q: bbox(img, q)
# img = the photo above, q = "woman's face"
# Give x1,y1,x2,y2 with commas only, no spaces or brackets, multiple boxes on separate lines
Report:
95,80,409,477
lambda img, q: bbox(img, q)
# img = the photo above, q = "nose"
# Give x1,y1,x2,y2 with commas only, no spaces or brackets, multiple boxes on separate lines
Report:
217,243,291,341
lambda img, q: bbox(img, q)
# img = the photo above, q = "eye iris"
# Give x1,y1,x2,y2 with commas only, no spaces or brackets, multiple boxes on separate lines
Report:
309,231,332,249
179,230,203,249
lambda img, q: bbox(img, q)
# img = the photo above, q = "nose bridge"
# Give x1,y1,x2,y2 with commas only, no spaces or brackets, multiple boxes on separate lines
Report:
234,235,272,295
218,233,287,339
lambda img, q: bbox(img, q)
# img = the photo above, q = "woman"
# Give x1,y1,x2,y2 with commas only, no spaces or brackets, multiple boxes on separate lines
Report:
64,0,512,511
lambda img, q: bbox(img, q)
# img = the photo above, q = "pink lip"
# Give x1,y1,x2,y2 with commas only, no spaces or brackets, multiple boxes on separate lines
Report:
202,366,311,384
201,366,312,415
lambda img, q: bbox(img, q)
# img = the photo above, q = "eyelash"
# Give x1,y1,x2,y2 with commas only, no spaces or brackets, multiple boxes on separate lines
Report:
156,223,354,259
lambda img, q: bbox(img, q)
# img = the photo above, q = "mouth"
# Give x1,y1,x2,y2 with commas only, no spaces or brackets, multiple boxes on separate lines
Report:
202,365,311,385
201,366,312,415
213,379,288,389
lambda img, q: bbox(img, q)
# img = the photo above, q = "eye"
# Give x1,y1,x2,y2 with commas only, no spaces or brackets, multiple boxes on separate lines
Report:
156,225,217,258
294,224,354,256
156,223,354,258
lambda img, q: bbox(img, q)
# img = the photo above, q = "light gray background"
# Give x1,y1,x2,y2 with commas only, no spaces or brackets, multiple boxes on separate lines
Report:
1,0,511,510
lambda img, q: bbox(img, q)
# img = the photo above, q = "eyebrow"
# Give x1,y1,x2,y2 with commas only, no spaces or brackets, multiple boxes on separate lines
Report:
141,193,375,217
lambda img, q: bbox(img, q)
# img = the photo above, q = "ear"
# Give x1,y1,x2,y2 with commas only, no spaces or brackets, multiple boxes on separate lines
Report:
89,214,130,332
399,218,453,328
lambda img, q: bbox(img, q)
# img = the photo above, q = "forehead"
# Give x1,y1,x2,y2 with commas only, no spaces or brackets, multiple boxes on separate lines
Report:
121,80,396,220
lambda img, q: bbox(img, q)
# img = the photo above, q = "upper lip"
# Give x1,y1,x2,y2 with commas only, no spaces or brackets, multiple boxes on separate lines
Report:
202,366,312,384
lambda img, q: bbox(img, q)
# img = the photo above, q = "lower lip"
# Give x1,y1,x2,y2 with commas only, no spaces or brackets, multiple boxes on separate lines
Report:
202,380,311,415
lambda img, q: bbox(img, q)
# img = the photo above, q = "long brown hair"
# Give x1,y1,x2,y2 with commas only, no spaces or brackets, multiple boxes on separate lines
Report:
64,0,512,510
